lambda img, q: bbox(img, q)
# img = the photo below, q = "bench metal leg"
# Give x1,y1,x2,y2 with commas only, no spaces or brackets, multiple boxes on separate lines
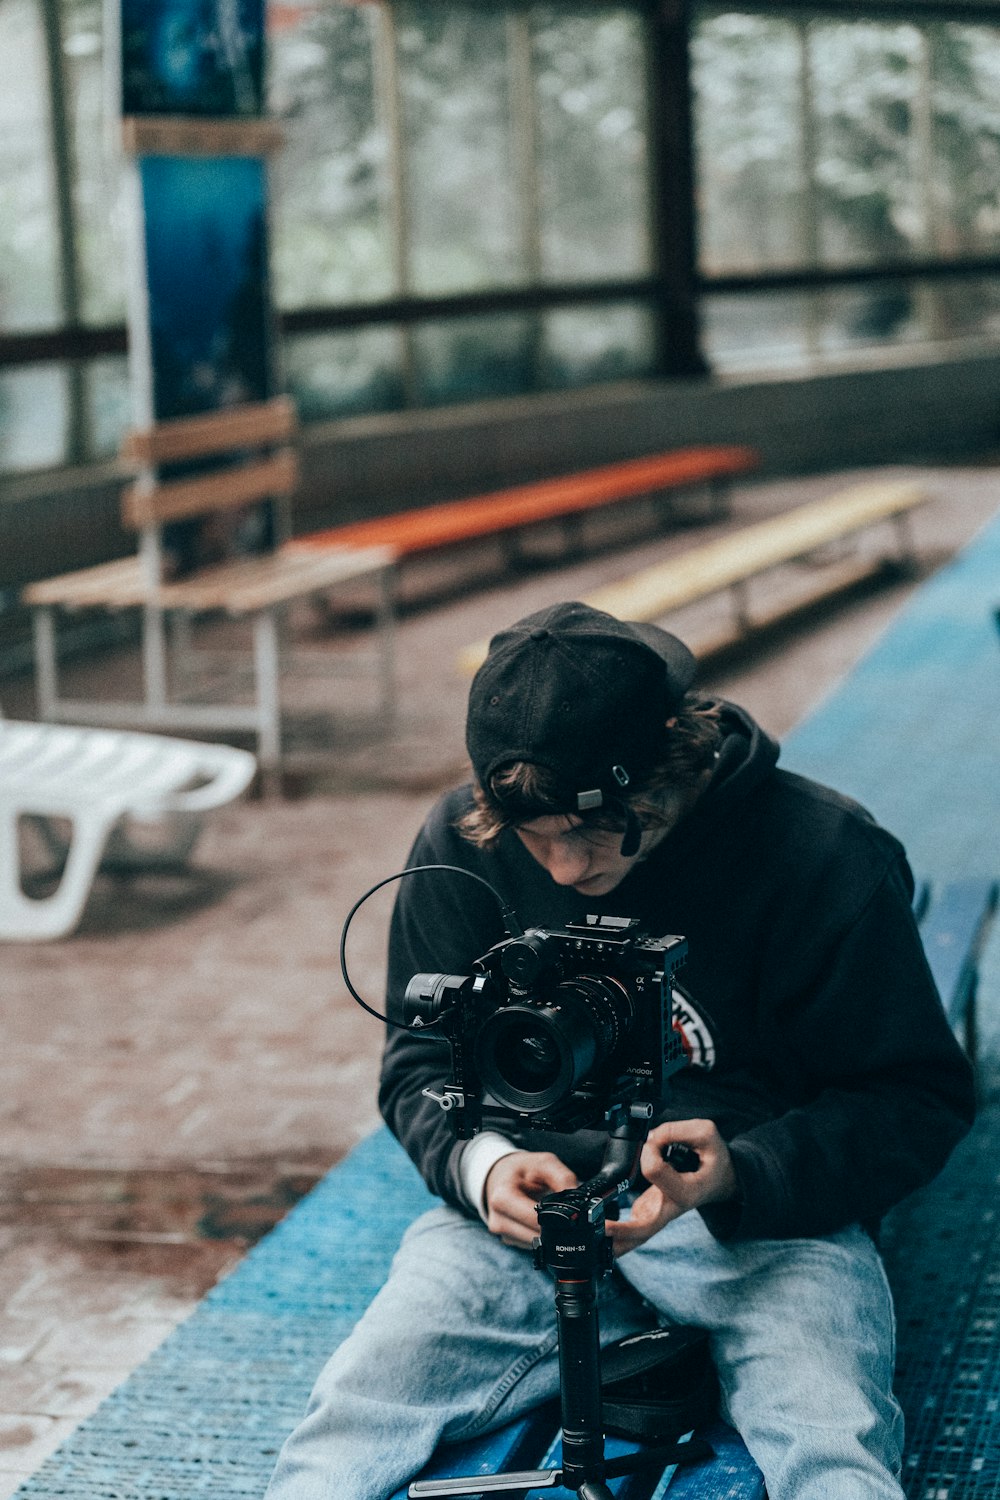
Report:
560,512,586,559
710,476,732,519
169,611,197,699
374,566,397,725
731,577,753,637
143,604,169,710
252,610,283,773
32,608,60,720
891,508,918,570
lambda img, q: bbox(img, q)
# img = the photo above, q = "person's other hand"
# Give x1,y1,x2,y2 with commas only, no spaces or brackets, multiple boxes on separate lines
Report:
484,1151,578,1249
606,1119,737,1256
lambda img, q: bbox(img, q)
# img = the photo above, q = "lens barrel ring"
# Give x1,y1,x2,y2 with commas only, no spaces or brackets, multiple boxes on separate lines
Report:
473,972,635,1114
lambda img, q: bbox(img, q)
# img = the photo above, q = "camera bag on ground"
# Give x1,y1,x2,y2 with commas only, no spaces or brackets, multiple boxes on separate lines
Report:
600,1324,719,1443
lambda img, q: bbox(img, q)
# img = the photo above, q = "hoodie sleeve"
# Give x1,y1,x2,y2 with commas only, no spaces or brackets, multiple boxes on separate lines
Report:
378,795,508,1213
701,857,976,1241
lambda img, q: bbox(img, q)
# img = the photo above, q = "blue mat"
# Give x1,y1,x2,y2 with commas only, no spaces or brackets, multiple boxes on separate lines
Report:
18,497,1000,1499
782,505,1000,881
782,501,1000,1495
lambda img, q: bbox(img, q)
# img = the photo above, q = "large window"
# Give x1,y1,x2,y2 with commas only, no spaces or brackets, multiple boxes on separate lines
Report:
5,0,1000,477
693,9,1000,370
2,0,658,472
270,0,658,420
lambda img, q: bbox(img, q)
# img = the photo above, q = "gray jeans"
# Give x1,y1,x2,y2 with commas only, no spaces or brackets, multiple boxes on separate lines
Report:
265,1206,905,1500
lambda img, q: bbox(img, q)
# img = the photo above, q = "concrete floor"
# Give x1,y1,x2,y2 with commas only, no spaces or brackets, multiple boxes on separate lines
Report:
2,458,999,1496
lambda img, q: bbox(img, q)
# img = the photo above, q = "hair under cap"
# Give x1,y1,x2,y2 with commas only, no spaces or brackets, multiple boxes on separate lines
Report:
466,601,696,819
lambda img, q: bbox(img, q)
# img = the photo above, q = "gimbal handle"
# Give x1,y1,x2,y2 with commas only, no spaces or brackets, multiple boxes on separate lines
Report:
409,1120,711,1499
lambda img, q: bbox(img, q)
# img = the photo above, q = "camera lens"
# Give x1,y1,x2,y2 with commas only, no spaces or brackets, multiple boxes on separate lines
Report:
474,975,632,1113
497,1019,564,1091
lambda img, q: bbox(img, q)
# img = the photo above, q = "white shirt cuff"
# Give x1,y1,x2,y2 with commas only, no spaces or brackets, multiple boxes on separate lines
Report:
461,1131,520,1222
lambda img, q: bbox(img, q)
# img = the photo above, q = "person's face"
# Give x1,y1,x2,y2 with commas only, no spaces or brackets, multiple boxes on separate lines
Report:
514,814,663,897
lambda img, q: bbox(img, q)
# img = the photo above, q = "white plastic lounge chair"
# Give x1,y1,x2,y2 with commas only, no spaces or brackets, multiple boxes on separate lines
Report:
0,719,256,941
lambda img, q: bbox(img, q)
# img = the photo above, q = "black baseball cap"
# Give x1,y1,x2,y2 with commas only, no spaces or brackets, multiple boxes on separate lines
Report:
466,602,696,837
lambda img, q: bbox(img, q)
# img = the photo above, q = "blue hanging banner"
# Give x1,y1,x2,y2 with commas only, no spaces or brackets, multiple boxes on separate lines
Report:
141,154,271,421
112,0,284,577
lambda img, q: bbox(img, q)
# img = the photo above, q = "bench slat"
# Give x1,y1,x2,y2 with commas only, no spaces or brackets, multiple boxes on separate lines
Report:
122,448,299,528
152,543,394,614
293,446,759,558
583,480,926,619
457,479,928,675
23,556,150,609
22,545,394,617
122,397,297,467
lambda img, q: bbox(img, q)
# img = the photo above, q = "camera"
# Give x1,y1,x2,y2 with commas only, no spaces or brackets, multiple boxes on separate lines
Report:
394,914,688,1137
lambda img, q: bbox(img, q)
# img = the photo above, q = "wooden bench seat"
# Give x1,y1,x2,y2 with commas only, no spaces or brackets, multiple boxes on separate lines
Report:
24,543,394,617
20,398,398,773
457,478,930,675
292,445,760,565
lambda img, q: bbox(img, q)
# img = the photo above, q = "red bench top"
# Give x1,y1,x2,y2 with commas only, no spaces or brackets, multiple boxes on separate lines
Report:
295,445,759,558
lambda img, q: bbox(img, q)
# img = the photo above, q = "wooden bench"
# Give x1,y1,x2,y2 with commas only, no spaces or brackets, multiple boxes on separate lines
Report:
291,445,760,589
21,398,397,774
13,878,994,1499
0,718,257,941
456,478,930,675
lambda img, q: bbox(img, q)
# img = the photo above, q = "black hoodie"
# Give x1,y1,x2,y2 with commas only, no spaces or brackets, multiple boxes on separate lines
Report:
379,704,975,1241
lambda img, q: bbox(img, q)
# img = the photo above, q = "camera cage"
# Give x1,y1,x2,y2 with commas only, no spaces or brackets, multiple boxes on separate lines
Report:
340,862,711,1500
340,863,689,1139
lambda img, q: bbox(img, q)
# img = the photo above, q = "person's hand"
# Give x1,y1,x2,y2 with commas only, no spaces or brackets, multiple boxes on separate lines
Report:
606,1119,737,1256
484,1150,578,1249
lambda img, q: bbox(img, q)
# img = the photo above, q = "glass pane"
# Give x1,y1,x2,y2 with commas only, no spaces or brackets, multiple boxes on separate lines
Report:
283,327,405,419
913,276,1000,343
269,0,395,308
85,354,131,458
809,21,925,266
539,302,655,389
816,282,922,355
931,26,1000,258
396,2,524,295
410,314,534,406
533,5,651,282
702,276,1000,374
691,12,805,275
808,279,1000,356
62,0,127,324
0,366,68,470
0,0,62,329
702,291,815,372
